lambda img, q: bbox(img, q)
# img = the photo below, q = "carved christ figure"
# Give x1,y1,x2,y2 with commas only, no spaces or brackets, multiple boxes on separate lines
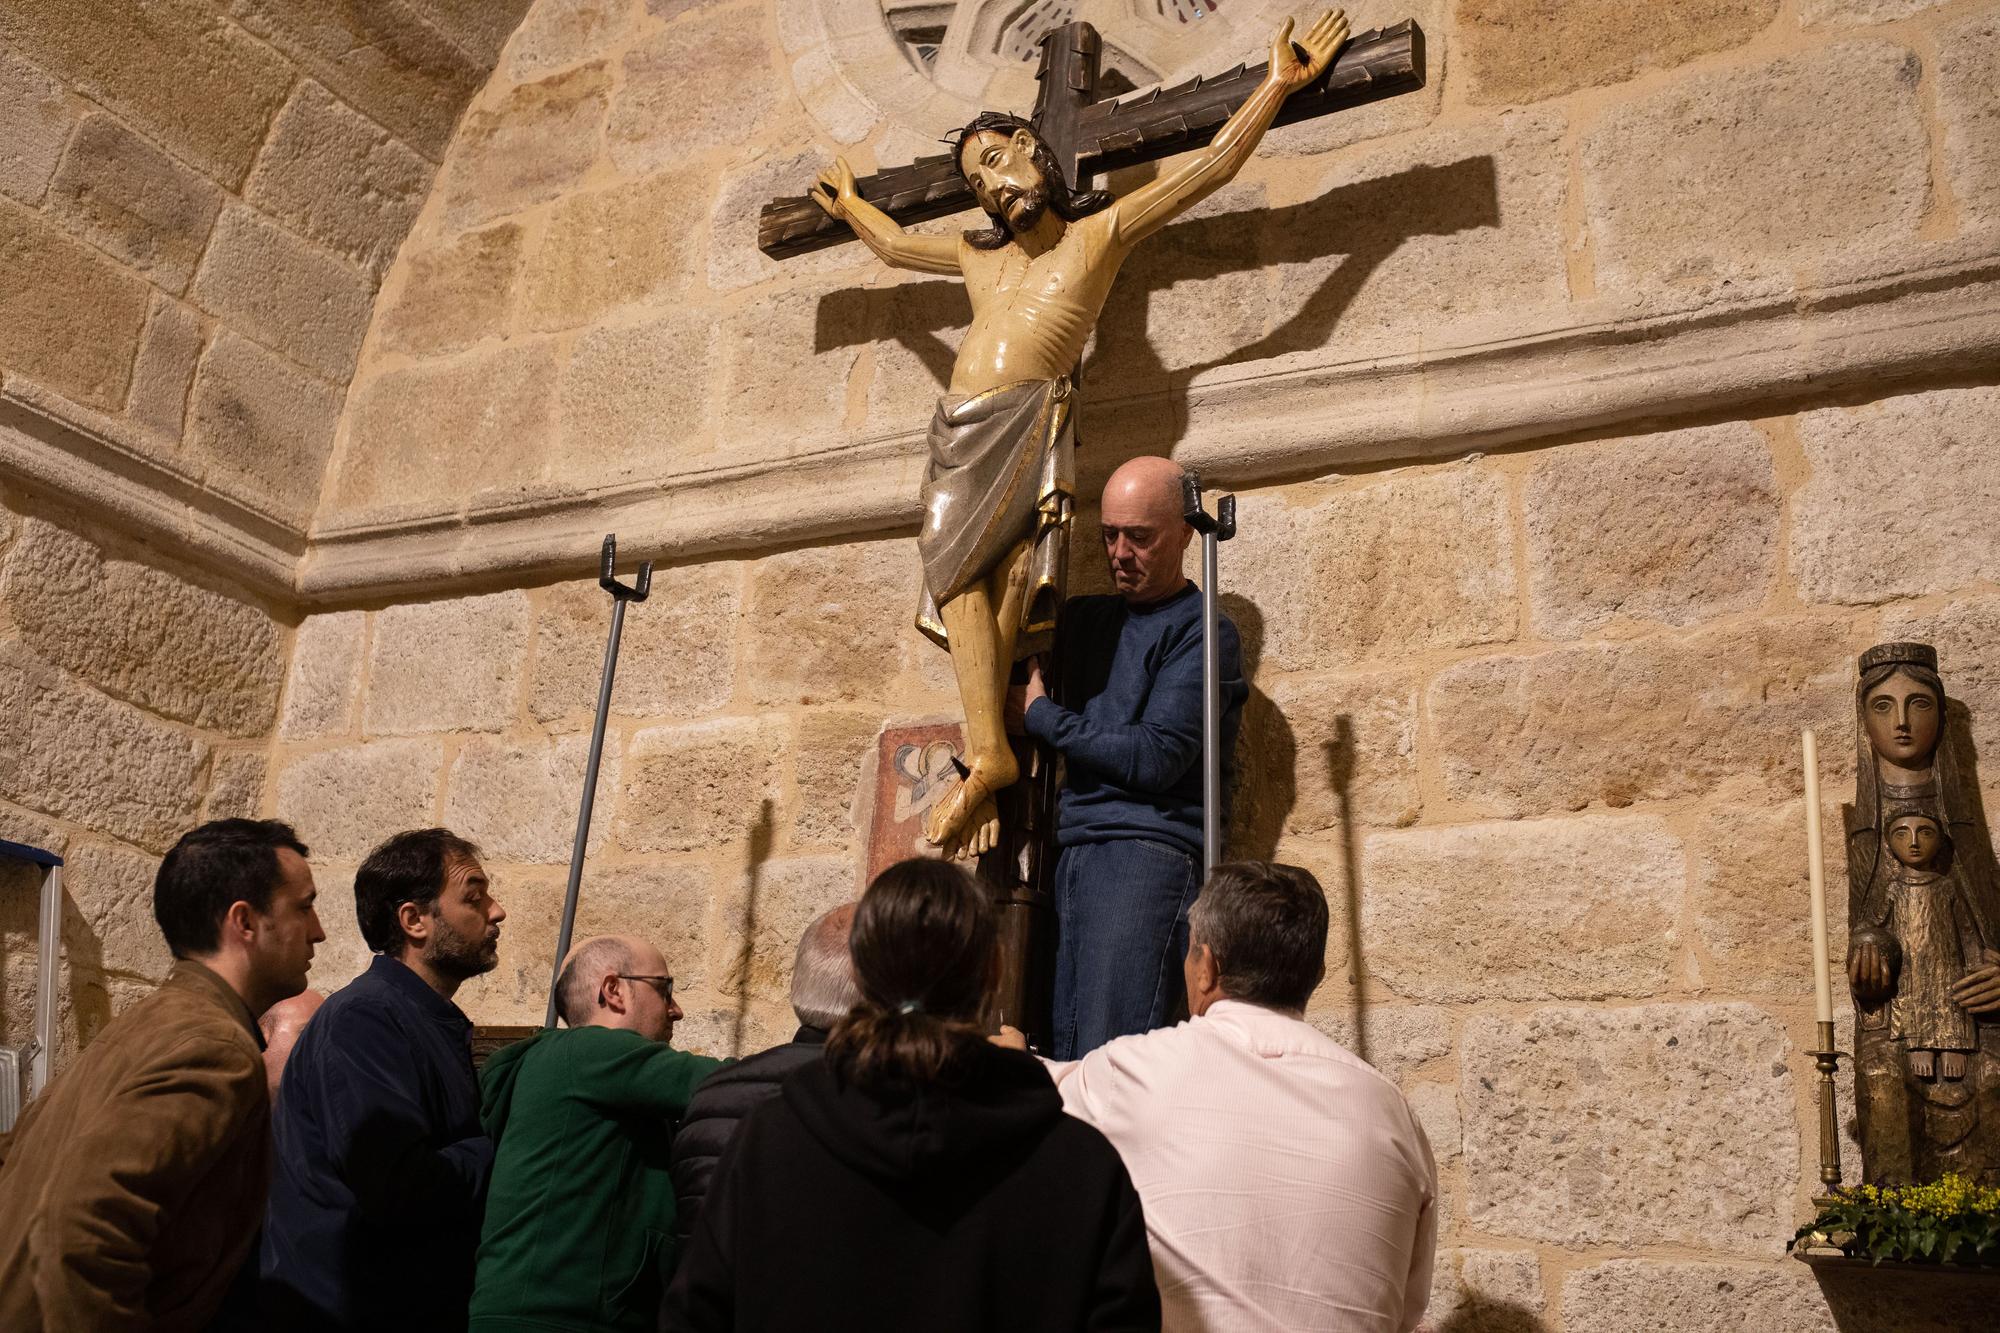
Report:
813,10,1351,857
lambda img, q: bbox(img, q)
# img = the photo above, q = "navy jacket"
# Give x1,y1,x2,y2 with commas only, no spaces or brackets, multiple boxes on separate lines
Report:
1025,584,1247,857
666,1026,825,1250
261,955,494,1332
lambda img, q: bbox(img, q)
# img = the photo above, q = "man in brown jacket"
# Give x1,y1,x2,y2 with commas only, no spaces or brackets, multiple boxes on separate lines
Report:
0,817,325,1332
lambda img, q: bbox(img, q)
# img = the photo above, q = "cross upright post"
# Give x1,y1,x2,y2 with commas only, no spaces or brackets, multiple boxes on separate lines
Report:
1031,23,1101,194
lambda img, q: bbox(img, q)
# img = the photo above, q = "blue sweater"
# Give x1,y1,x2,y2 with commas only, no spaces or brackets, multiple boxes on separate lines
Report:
1025,584,1247,857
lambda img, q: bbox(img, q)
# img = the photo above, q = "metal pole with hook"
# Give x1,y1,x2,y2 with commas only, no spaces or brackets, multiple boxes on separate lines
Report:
1181,471,1236,878
544,534,653,1028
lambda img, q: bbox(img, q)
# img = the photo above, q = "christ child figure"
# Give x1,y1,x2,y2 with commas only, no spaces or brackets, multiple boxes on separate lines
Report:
1884,811,1982,1081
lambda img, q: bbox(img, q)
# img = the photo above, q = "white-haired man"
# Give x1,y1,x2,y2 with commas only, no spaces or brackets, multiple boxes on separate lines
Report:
668,903,860,1245
469,935,724,1333
1002,862,1436,1333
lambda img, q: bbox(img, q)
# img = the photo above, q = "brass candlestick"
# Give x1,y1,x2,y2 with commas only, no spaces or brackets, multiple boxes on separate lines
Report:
1813,1018,1845,1203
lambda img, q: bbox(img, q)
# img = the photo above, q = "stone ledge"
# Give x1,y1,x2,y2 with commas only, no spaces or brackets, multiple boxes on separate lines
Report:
0,375,302,597
297,244,2000,602
6,243,2000,607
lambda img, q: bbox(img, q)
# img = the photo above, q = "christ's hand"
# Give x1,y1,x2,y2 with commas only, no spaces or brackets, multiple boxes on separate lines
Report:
1270,10,1349,94
808,157,960,274
1112,8,1348,247
812,158,859,220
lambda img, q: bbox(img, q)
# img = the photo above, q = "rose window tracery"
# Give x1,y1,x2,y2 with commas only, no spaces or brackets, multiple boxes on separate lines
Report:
997,3,1078,63
1156,0,1223,21
799,0,1287,146
877,0,1256,105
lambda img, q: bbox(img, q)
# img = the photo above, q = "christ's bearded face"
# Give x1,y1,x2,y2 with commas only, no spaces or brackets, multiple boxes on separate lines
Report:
959,128,1051,235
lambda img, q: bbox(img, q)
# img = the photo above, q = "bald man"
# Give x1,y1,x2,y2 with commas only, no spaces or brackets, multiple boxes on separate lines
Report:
260,987,325,1101
1012,455,1248,1059
469,936,724,1333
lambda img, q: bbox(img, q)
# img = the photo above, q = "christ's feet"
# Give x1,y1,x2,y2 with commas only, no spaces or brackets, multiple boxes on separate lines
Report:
939,796,1001,861
924,754,1017,856
1909,1049,1936,1079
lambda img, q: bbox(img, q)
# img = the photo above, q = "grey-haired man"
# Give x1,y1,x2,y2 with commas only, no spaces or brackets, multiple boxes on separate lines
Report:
667,903,861,1245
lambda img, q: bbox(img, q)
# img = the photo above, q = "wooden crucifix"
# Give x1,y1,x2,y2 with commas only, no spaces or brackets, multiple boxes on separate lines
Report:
759,12,1425,1039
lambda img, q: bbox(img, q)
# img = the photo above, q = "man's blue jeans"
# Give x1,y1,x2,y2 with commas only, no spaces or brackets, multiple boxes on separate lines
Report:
1050,837,1202,1061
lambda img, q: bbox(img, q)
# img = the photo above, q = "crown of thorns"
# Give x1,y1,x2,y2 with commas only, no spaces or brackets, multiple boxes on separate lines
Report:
942,113,1046,163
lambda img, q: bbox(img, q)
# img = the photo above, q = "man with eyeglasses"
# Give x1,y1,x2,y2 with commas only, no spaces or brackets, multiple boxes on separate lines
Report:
468,934,725,1333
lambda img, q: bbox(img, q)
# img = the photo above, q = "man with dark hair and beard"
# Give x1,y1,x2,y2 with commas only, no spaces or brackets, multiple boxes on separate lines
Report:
810,10,1350,860
261,828,508,1332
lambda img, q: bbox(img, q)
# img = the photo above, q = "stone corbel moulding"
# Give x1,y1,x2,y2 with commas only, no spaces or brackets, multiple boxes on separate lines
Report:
0,378,303,598
296,243,2000,604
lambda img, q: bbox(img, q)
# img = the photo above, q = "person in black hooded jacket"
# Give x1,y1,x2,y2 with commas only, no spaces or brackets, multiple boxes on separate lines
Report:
661,857,1160,1333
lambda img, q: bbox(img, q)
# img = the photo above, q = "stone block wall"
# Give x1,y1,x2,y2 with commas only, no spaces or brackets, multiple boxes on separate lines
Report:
2,2,1999,1330
0,481,285,1070
0,0,530,550
305,0,2000,597
260,378,1998,1330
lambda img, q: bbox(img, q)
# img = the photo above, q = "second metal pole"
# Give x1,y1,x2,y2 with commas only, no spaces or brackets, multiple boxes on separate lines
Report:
1200,528,1221,877
544,599,625,1028
1183,473,1236,877
545,535,652,1028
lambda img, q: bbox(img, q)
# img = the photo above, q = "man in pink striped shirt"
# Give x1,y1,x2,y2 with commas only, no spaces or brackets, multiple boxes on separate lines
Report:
1014,862,1437,1332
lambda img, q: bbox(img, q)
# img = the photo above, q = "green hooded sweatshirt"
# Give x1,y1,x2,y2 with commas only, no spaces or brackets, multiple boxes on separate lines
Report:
469,1027,725,1333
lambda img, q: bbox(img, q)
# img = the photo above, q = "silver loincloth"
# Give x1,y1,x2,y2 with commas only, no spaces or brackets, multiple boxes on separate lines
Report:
914,376,1074,658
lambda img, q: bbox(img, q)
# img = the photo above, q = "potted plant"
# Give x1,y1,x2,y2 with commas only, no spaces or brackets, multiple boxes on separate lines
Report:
1793,1175,2000,1331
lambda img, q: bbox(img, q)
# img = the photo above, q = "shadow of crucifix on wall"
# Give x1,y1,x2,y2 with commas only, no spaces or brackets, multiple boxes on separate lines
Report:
812,152,1502,468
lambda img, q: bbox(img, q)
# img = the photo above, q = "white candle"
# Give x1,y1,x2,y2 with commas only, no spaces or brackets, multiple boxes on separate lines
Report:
1803,729,1834,1026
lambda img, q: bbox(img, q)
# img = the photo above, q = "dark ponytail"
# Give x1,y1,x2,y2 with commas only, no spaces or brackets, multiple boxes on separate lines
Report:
827,857,997,1092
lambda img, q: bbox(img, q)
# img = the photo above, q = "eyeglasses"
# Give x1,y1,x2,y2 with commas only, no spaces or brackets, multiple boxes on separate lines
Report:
616,974,674,1000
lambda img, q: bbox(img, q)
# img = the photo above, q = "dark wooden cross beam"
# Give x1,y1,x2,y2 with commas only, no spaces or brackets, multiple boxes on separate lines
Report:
759,18,1426,260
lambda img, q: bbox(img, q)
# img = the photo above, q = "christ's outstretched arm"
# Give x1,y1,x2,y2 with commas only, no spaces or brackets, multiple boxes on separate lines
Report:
1110,10,1349,250
813,158,962,275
